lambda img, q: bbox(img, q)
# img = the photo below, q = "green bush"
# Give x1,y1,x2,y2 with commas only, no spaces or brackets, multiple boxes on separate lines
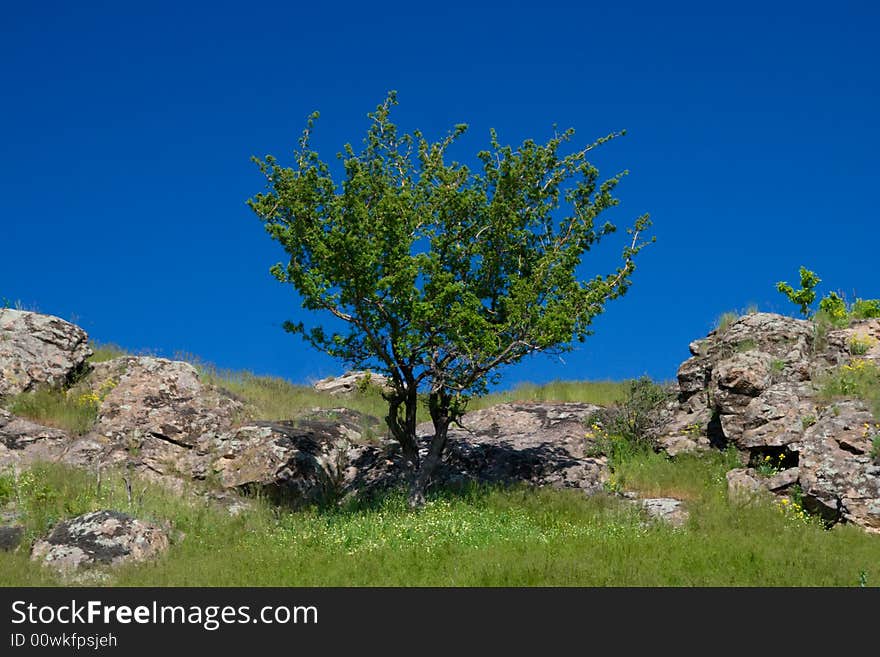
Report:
588,376,672,458
776,266,820,317
818,291,848,324
852,299,880,320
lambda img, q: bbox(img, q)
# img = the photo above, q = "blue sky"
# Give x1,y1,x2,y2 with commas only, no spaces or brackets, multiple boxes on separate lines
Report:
2,1,878,389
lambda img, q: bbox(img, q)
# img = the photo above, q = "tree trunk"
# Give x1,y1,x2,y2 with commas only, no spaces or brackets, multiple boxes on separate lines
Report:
407,392,452,508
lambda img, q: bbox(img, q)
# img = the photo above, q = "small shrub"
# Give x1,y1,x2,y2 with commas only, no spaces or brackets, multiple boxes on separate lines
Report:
588,376,672,458
715,311,739,334
818,291,848,324
736,339,757,353
776,266,821,317
852,298,880,320
755,453,785,477
849,335,876,356
770,359,786,373
801,415,816,429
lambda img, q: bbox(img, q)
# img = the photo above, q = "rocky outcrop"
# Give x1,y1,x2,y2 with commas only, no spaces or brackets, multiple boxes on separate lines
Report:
313,370,391,395
799,400,880,529
210,402,611,506
424,402,609,493
30,510,170,573
85,357,244,485
0,309,91,397
658,312,880,532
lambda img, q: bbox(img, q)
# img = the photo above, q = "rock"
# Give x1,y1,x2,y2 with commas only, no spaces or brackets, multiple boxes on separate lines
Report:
0,525,24,551
30,510,170,572
639,498,689,527
313,371,391,395
212,409,388,506
422,402,610,493
726,466,799,501
659,311,880,532
86,357,244,483
799,400,880,531
214,402,611,504
0,408,71,469
0,309,92,397
726,468,764,499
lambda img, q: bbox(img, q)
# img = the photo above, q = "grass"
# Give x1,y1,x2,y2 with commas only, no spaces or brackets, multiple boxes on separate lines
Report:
87,341,131,363
3,387,98,435
818,358,880,418
2,455,879,587
470,380,628,409
197,362,629,423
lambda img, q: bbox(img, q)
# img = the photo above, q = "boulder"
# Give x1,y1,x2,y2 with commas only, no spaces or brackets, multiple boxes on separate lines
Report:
639,498,689,527
30,510,170,573
422,402,610,493
313,371,391,395
0,408,71,469
86,357,244,484
0,525,24,551
211,410,373,506
726,467,799,501
799,400,880,530
0,309,91,397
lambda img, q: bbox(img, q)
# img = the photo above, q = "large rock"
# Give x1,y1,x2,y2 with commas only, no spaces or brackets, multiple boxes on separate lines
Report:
658,312,880,532
799,400,880,530
30,510,170,573
0,309,91,397
211,409,379,506
422,402,610,493
213,402,611,505
313,371,391,396
85,357,245,484
0,408,71,469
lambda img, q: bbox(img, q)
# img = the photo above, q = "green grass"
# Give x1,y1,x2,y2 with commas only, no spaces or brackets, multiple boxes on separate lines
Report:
196,363,629,423
2,457,879,587
3,387,98,435
470,380,628,410
87,341,131,363
818,359,880,418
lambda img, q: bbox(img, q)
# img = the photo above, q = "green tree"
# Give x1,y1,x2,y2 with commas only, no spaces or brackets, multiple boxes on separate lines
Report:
776,266,821,317
248,93,652,506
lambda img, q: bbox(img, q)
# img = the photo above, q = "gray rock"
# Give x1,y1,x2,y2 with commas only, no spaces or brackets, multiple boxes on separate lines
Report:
0,525,24,551
799,400,880,531
0,408,71,469
30,510,170,572
425,402,609,493
639,498,689,527
0,309,92,397
313,371,391,396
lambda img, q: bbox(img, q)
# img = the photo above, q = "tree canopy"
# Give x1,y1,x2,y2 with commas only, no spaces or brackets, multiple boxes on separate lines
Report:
248,92,652,505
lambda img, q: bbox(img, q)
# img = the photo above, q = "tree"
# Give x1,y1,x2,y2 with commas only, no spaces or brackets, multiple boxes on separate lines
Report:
247,92,653,506
776,266,821,317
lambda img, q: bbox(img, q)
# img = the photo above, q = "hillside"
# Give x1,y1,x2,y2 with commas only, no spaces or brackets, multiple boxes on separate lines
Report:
1,307,879,586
